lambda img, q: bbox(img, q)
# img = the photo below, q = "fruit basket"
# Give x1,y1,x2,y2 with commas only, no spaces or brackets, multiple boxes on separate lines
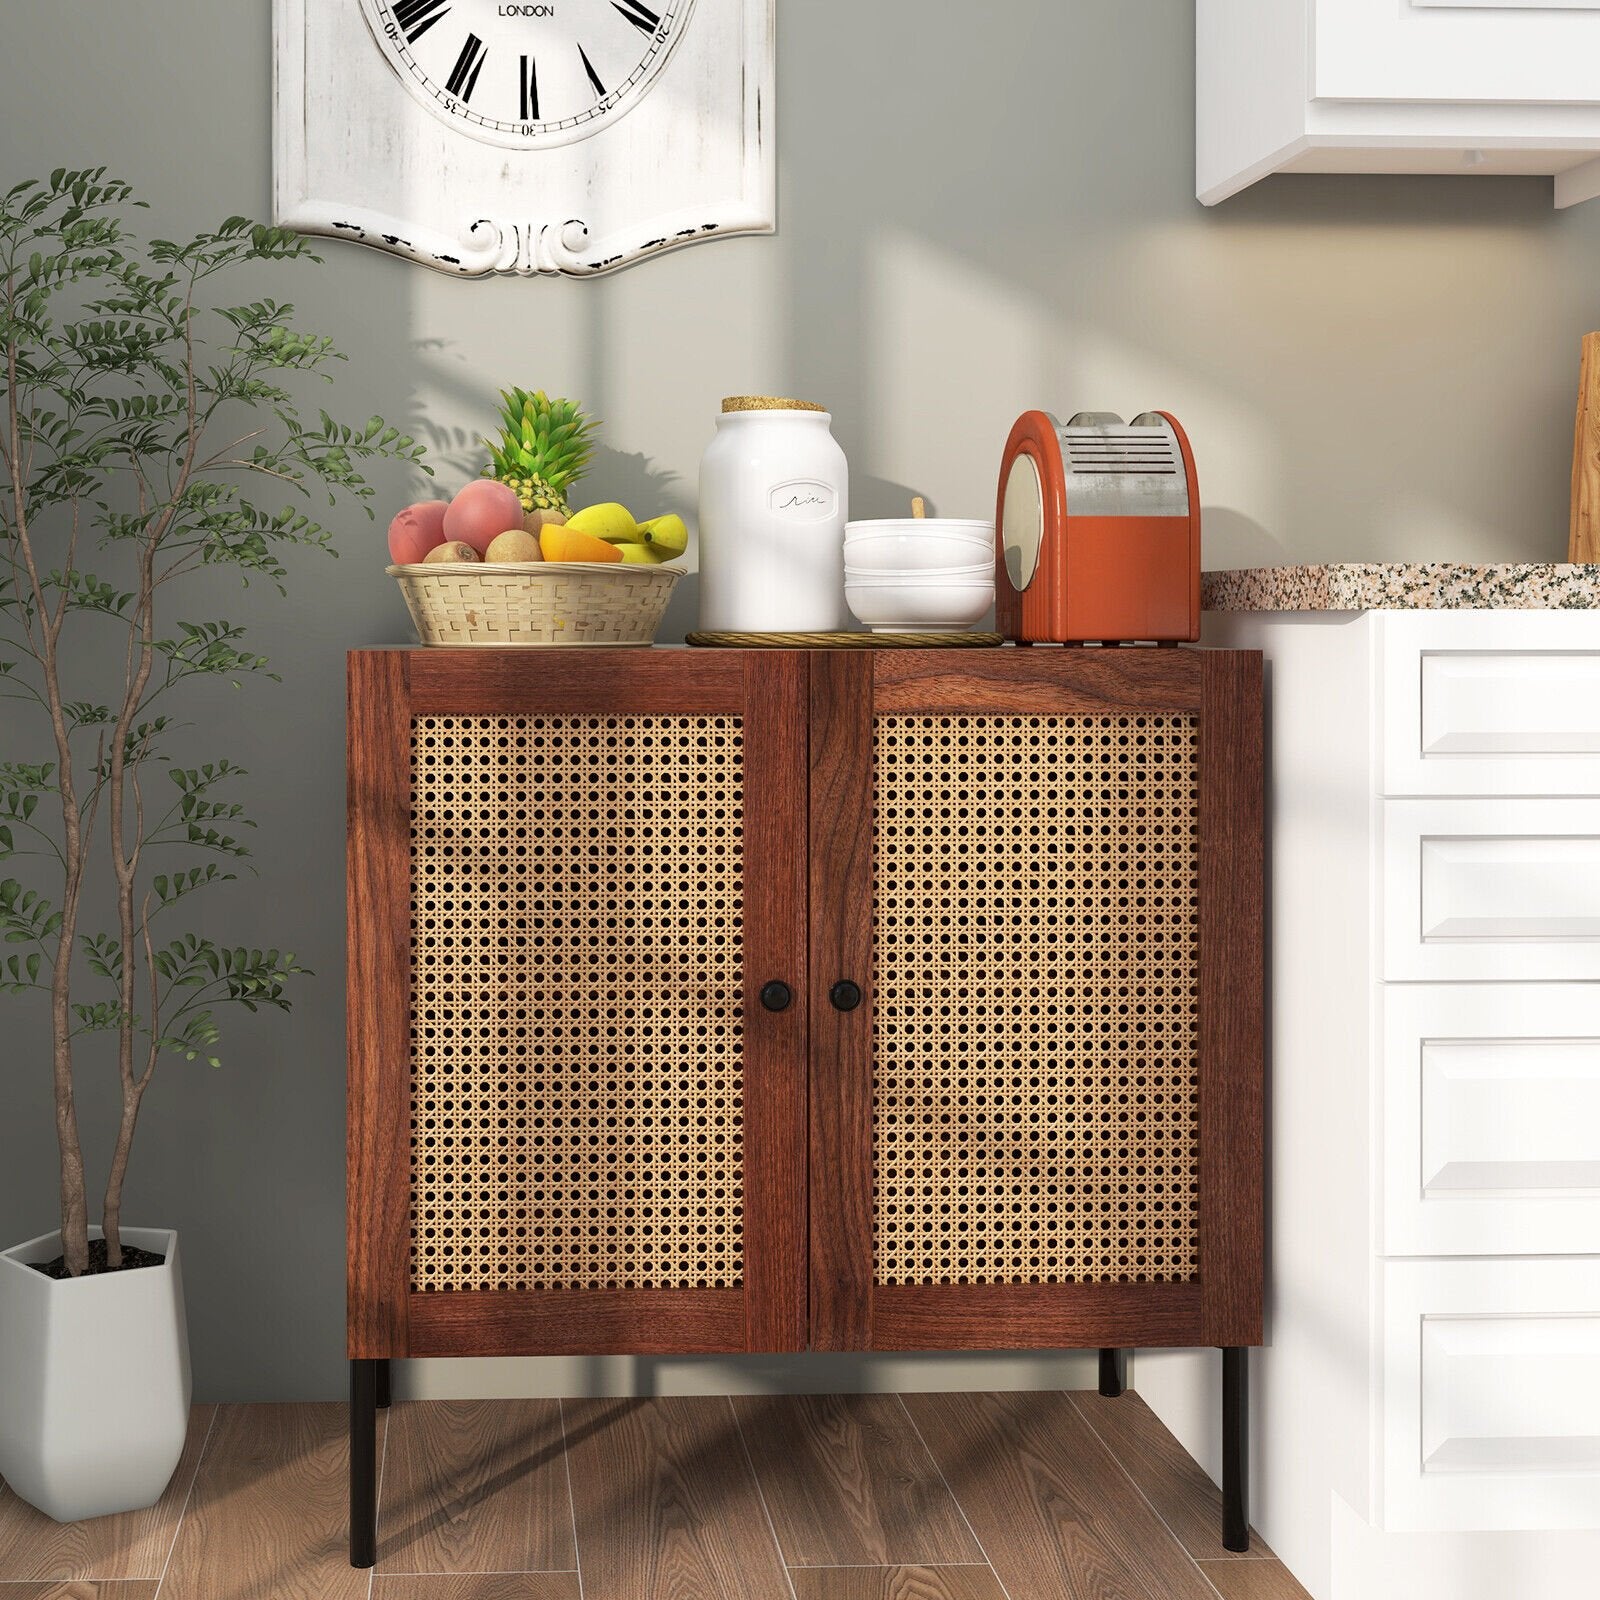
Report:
388,560,681,647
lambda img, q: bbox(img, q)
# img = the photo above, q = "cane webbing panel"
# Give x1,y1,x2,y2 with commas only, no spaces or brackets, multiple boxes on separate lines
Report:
409,715,745,1292
873,714,1200,1286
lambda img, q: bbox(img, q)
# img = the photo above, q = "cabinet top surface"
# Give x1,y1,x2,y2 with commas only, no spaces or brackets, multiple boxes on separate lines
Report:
349,643,1254,658
1203,563,1600,613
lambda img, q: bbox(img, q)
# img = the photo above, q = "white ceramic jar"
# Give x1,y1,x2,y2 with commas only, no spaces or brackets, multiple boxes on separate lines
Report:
698,396,849,632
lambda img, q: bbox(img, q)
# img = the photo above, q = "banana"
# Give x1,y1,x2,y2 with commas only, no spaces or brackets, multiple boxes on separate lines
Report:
637,513,688,556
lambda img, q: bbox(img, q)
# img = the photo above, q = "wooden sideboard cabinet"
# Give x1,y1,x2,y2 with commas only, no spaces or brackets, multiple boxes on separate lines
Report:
345,644,1265,1567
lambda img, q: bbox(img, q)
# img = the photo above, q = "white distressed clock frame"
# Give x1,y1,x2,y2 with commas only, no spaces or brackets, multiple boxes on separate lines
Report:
273,0,773,277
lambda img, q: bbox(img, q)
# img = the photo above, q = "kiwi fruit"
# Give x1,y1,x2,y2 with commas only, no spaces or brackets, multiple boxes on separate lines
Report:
422,541,481,564
484,529,544,563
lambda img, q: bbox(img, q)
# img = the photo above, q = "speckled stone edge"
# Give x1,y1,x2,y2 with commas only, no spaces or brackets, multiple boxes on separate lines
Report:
1202,563,1600,612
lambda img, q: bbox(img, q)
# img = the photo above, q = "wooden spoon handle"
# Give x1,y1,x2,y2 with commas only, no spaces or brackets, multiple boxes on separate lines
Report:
1571,332,1600,562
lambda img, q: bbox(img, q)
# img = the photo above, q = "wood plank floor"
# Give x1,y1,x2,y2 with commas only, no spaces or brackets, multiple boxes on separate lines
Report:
0,1392,1313,1600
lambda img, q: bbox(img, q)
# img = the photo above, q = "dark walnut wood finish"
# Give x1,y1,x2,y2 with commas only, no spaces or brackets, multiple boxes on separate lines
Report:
804,647,1263,1352
346,648,809,1359
347,645,1264,1362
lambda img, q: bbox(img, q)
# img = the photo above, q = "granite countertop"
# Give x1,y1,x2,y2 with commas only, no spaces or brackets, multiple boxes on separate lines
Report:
1202,563,1600,612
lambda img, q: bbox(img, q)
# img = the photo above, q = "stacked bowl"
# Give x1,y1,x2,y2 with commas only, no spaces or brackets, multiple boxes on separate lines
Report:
843,518,995,633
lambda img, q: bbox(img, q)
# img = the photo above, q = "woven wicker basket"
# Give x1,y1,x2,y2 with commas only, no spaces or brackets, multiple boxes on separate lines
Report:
388,561,681,647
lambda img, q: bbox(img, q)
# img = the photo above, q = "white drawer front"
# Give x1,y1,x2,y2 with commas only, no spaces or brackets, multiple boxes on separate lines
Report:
1383,1259,1600,1532
1384,986,1600,1255
1381,613,1600,796
1316,0,1600,106
1383,800,1600,981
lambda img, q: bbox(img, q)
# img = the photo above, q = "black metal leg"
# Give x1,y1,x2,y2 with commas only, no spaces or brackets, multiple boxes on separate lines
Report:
1222,1346,1249,1552
350,1359,378,1568
375,1358,392,1410
1097,1347,1127,1397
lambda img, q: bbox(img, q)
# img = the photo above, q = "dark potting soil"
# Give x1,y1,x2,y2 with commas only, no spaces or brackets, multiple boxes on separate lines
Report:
28,1239,166,1279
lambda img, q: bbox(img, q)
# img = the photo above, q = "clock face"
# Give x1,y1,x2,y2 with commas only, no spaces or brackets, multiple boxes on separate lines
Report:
360,0,693,149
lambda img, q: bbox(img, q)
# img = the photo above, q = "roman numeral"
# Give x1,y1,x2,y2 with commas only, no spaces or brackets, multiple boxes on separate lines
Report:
520,54,539,121
392,0,449,44
612,0,661,34
446,33,487,101
578,43,606,99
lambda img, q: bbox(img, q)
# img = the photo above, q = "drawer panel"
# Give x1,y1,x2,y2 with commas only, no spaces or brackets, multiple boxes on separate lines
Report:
1383,800,1600,981
1382,1259,1600,1532
1381,613,1600,796
1384,986,1600,1255
1316,0,1600,106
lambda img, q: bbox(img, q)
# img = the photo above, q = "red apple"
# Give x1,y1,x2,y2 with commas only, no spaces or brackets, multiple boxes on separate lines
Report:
387,500,450,564
443,479,526,556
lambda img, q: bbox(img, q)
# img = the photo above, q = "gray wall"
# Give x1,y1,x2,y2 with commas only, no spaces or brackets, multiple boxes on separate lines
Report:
3,1,1597,1402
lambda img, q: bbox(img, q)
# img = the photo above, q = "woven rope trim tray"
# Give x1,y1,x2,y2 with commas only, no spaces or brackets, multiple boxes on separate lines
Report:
687,630,1002,648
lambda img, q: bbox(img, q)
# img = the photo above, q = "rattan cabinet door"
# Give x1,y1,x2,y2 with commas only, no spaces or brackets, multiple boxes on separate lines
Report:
808,649,1263,1353
348,649,809,1359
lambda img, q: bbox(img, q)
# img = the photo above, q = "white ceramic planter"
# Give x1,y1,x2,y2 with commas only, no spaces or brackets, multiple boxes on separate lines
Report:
0,1226,191,1522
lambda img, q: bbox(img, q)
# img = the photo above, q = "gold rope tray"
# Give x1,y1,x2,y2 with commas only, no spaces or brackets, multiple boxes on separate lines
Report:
687,630,1003,649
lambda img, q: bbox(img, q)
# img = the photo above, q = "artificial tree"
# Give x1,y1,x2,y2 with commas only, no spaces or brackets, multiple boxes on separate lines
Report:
0,169,425,1277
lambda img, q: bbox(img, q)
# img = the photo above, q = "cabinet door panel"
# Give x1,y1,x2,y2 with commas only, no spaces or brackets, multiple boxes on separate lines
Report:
807,649,1262,1351
348,649,809,1357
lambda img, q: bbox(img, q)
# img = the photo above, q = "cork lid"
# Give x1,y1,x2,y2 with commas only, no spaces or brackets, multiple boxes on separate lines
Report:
721,395,826,414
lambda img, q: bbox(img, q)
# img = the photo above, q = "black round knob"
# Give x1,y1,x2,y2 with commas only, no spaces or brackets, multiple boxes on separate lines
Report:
830,979,863,1012
759,981,793,1013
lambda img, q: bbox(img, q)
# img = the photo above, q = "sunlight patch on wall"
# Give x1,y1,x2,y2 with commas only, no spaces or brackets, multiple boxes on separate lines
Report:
865,227,1051,518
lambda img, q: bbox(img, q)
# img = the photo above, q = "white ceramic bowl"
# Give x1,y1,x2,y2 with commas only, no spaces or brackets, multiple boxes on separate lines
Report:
844,566,992,585
845,572,994,633
846,517,993,542
844,519,994,574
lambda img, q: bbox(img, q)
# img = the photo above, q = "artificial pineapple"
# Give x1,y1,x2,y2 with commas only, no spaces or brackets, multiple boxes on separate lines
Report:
483,389,597,523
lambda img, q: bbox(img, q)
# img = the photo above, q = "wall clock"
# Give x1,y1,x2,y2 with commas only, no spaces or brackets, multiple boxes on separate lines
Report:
273,0,773,277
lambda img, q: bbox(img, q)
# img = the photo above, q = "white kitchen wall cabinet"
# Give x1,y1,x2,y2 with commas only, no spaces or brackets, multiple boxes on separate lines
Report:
1199,1,1600,207
1137,605,1600,1600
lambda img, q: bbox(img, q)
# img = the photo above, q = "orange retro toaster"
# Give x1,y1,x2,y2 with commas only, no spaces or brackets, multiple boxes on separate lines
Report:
994,409,1200,644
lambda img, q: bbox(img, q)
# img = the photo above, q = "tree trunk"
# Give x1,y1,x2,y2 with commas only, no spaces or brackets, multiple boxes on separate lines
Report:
8,325,90,1279
53,1029,88,1276
101,1082,145,1267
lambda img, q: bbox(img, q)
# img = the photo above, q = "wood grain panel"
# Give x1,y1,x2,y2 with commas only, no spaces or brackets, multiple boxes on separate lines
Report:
0,1585,159,1598
157,1403,377,1600
1067,1392,1269,1559
731,1393,980,1567
375,1401,573,1575
870,1281,1203,1350
0,1405,212,1581
807,651,877,1351
406,648,747,715
1199,651,1265,1347
1197,1559,1315,1600
374,1577,581,1599
739,651,810,1354
407,1288,746,1357
563,1396,790,1600
870,649,1203,716
789,1569,1007,1600
348,649,415,1358
902,1390,1219,1600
